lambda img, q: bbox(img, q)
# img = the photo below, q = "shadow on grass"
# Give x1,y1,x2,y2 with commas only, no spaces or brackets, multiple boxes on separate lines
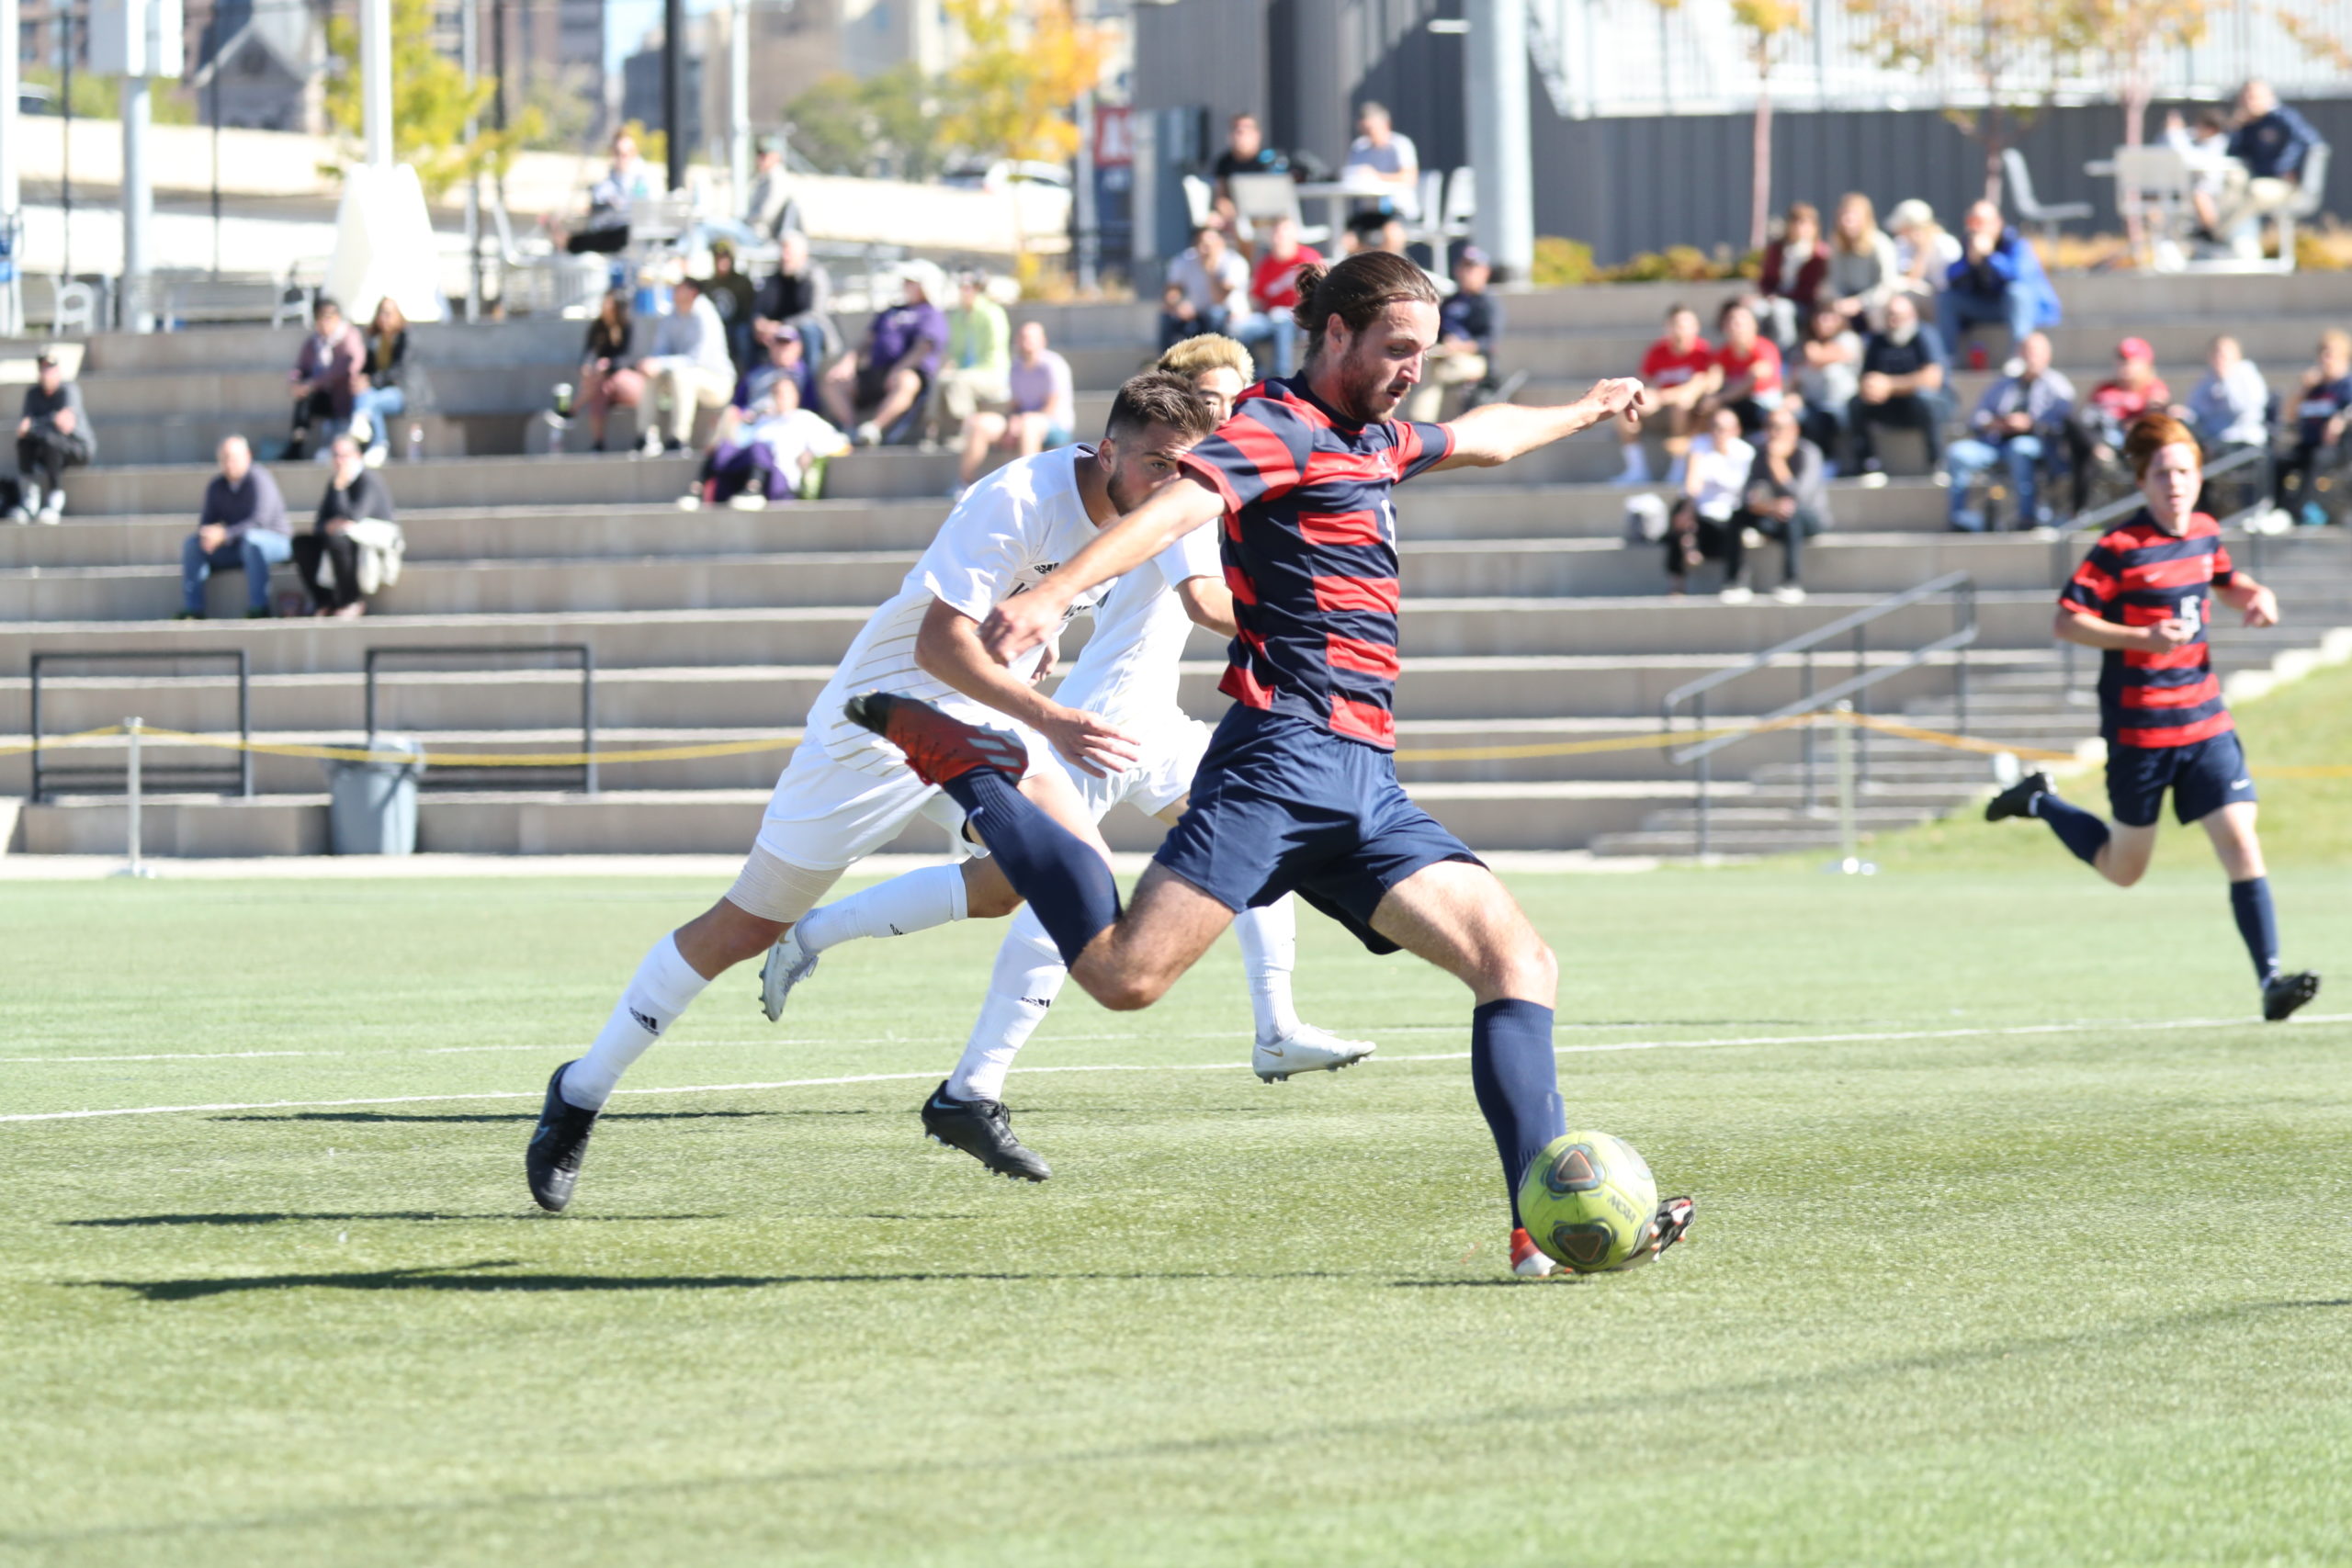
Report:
76,1260,1366,1301
63,1213,719,1228
207,1110,860,1123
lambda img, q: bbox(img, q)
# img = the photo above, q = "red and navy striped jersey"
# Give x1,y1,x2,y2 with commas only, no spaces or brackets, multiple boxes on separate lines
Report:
1177,377,1455,749
2060,510,2237,749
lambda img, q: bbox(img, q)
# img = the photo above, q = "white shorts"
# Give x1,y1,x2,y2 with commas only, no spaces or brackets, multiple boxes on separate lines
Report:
753,722,1056,873
1065,715,1212,823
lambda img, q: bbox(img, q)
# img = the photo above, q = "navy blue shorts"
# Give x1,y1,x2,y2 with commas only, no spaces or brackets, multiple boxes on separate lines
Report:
2105,730,2257,828
1152,706,1482,954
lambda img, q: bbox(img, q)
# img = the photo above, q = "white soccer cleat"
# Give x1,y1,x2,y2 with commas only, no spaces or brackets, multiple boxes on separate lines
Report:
759,927,820,1022
1252,1022,1377,1082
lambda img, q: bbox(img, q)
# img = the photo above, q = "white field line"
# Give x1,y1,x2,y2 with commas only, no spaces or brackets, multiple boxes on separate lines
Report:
3,1013,2342,1125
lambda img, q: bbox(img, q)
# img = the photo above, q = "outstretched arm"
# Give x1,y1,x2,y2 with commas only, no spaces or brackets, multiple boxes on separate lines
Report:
1430,378,1646,470
979,477,1226,663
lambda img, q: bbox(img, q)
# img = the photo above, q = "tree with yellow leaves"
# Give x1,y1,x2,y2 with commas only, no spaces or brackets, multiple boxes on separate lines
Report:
1649,0,1805,251
1846,0,2068,204
938,0,1105,167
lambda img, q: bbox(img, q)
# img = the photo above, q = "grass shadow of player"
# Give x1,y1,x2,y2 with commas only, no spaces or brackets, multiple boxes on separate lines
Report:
62,1213,720,1228
76,1261,1372,1302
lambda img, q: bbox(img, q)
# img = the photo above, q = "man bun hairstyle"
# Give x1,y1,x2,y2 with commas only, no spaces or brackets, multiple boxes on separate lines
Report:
1105,369,1219,443
2123,412,2201,480
1289,251,1441,359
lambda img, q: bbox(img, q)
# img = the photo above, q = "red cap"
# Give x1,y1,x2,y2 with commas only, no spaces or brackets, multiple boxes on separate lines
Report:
2118,336,2154,362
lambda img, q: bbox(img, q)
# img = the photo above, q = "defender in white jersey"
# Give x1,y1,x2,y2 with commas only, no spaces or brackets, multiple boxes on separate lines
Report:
759,338,1376,1182
522,375,1220,1213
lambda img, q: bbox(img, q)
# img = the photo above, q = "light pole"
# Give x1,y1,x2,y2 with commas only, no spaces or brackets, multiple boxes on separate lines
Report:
1465,0,1534,281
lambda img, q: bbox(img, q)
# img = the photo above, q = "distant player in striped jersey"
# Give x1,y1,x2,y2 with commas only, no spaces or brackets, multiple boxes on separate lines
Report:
760,335,1379,1182
523,373,1221,1213
1987,412,2320,1021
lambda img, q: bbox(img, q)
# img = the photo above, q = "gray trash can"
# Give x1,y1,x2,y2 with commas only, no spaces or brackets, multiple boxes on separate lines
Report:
327,736,426,855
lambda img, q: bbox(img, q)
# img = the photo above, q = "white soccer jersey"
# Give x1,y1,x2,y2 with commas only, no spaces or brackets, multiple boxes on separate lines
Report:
808,446,1111,778
1050,521,1219,732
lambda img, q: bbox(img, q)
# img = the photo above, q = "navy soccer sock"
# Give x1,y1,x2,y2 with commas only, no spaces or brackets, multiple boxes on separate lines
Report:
940,769,1121,965
1469,998,1566,1231
2229,876,2282,983
2031,789,2111,868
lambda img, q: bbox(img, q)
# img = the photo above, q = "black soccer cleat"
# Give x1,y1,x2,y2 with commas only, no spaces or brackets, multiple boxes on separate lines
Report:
1648,1195,1697,1258
2263,971,2322,1022
1984,772,2052,822
526,1061,600,1213
919,1080,1051,1182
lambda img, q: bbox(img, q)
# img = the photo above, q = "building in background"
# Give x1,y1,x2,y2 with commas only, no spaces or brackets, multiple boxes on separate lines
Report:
621,12,707,154
183,0,330,133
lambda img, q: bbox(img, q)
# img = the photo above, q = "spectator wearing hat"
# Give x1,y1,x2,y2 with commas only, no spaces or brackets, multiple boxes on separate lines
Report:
1617,302,1719,486
1240,216,1320,378
175,436,288,617
1886,200,1961,304
1851,292,1951,478
1701,299,1784,435
703,242,761,371
287,295,366,461
935,272,1013,440
11,351,92,525
1160,225,1250,350
741,323,817,416
1944,331,2075,532
820,267,949,446
742,135,805,243
1404,247,1499,423
1755,201,1830,349
2065,337,2170,513
639,276,738,455
1940,200,2063,363
753,231,838,366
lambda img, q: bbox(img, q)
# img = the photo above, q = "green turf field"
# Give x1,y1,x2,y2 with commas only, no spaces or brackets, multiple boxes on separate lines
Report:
5,854,2348,1566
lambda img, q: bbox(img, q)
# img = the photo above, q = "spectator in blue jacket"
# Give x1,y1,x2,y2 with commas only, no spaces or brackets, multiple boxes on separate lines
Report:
1943,331,2074,532
2216,80,2324,254
1939,201,2062,361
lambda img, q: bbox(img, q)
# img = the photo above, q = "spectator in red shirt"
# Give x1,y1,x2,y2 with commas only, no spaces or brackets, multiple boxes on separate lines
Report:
1618,302,1719,485
1238,216,1320,378
1702,299,1784,435
1755,201,1831,348
2066,336,2172,513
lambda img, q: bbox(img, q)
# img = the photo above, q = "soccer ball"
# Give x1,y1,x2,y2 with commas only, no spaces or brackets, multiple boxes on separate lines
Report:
1518,1130,1659,1273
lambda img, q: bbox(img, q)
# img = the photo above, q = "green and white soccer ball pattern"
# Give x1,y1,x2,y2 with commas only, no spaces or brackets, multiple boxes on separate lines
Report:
1518,1130,1659,1273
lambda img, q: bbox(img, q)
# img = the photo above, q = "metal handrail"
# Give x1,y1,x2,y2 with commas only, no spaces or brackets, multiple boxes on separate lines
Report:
365,645,596,795
1659,572,1978,858
29,650,252,803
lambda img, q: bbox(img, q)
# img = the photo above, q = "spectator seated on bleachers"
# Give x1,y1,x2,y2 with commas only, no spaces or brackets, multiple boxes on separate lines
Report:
934,271,1013,443
1702,299,1783,435
1239,217,1319,378
2066,337,2170,514
704,242,761,371
741,323,817,416
1939,201,2062,365
1827,192,1900,327
1755,201,1829,348
752,231,838,367
1403,246,1499,424
287,295,366,461
2181,333,2272,515
1617,302,1719,486
2275,328,2352,525
1342,101,1421,219
682,378,849,512
742,136,804,246
1735,404,1829,603
639,276,738,457
578,290,645,454
2215,78,2324,259
1666,407,1758,603
292,435,400,619
350,297,411,468
1211,113,1287,232
1852,292,1951,480
1792,307,1862,472
2165,109,2238,241
1945,330,2075,532
552,130,655,256
175,435,288,619
956,321,1074,495
1160,225,1251,350
1887,199,1962,309
821,266,949,448
11,350,92,525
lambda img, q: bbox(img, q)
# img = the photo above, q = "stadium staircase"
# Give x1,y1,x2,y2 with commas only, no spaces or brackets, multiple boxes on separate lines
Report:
3,274,2348,861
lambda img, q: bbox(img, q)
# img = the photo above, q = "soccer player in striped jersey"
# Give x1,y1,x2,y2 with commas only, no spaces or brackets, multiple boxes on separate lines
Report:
523,373,1219,1213
759,335,1378,1183
1987,412,2320,1021
844,253,1694,1277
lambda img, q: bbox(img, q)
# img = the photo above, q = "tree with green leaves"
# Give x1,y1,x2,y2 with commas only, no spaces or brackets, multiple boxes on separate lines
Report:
783,65,946,183
322,0,541,198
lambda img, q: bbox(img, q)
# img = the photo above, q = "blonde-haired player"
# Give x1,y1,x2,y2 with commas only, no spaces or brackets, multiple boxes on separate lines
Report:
761,334,1376,1181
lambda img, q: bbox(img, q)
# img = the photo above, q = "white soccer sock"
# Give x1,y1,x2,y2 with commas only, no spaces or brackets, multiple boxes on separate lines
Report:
1236,896,1302,1041
793,863,969,955
562,933,710,1110
944,908,1067,1103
